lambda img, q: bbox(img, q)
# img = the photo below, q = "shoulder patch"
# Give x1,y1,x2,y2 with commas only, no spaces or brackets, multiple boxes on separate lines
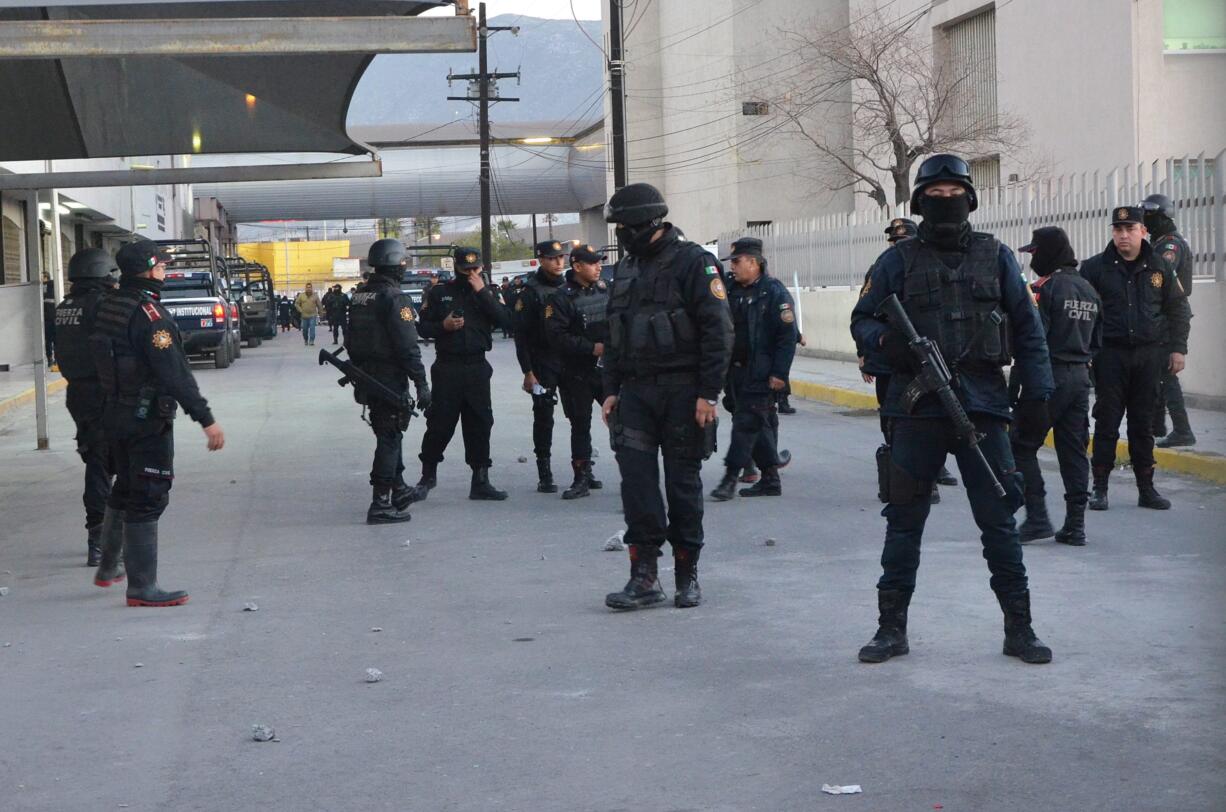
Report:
704,265,718,276
400,306,415,322
1162,250,1177,264
859,277,872,299
709,277,727,300
141,302,162,322
151,329,173,350
780,309,795,324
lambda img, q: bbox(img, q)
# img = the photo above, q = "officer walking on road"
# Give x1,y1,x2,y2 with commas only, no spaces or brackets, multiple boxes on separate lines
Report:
709,237,796,501
601,183,733,610
514,240,568,493
1011,227,1102,546
345,239,431,524
544,244,610,500
1142,194,1197,448
90,240,225,606
413,247,513,501
851,154,1055,664
54,248,120,566
1082,206,1192,511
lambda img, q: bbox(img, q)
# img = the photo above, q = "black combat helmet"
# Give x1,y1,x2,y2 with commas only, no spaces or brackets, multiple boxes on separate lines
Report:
910,154,978,212
367,238,408,270
604,183,668,226
67,247,120,281
1141,193,1177,220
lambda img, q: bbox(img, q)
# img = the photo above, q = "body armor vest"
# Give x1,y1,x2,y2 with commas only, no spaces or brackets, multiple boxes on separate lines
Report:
54,286,106,382
346,279,393,365
608,239,702,374
898,233,1012,368
91,288,151,399
524,274,564,339
569,282,610,344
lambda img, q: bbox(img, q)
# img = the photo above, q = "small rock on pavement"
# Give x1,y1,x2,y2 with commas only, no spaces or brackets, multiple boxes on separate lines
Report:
371,627,383,633
365,668,384,683
133,663,144,668
765,538,777,546
402,539,412,548
517,456,528,463
251,724,277,742
0,587,9,596
603,531,626,552
242,602,259,612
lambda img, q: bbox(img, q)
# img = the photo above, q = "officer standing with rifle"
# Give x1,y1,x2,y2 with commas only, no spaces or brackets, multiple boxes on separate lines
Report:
514,240,568,493
601,183,732,610
544,243,610,500
90,240,225,606
851,155,1055,665
54,248,119,566
342,239,430,524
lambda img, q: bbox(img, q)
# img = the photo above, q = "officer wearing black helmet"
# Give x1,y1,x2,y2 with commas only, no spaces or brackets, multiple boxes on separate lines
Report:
543,243,611,499
54,248,120,566
413,247,513,501
851,154,1056,665
345,238,430,524
90,240,225,607
601,183,733,610
514,240,569,492
1142,193,1197,448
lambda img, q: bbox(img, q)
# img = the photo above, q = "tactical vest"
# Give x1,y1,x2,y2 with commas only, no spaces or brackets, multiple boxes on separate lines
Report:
898,234,1012,368
91,288,152,399
53,286,106,382
346,281,393,365
569,282,610,344
524,274,564,339
608,239,702,373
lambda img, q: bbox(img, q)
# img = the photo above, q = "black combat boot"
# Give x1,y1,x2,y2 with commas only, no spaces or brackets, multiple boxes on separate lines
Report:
1135,466,1171,510
777,395,796,415
1054,496,1087,546
86,522,103,567
1018,495,1055,543
995,590,1053,664
562,460,591,500
858,589,912,663
536,456,557,493
740,466,781,497
469,466,509,501
93,506,126,588
739,463,760,483
1088,466,1110,511
413,461,438,502
584,461,602,489
673,546,702,608
710,468,738,501
929,482,941,504
392,477,421,511
368,486,412,524
1157,405,1195,448
936,465,958,486
605,544,667,610
122,522,188,607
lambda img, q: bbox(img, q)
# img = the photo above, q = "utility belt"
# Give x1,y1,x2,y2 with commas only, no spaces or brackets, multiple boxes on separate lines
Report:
622,370,699,387
112,386,177,421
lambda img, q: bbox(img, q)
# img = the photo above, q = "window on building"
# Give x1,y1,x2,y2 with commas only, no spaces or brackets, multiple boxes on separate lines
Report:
1164,0,1226,52
970,156,1002,190
742,101,770,116
2,214,21,285
945,8,999,135
746,220,773,229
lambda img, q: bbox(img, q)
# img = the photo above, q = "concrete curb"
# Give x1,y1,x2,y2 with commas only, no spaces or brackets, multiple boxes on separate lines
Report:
0,377,68,418
790,379,1226,486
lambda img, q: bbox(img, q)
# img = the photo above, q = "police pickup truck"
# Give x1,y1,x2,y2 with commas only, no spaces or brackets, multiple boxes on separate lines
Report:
157,240,241,369
226,257,277,345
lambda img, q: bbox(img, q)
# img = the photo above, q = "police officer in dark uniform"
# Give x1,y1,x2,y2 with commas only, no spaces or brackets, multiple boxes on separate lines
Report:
514,240,568,492
1010,227,1102,546
345,239,431,524
55,248,120,565
851,154,1055,664
413,247,513,500
1142,194,1197,448
709,237,796,501
601,183,733,610
90,240,225,606
544,243,610,500
1082,206,1192,512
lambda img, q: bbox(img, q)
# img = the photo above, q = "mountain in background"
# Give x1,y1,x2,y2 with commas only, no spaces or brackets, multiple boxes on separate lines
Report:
349,15,604,131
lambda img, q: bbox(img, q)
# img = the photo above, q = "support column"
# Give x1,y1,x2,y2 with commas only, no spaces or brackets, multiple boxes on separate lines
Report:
25,191,48,450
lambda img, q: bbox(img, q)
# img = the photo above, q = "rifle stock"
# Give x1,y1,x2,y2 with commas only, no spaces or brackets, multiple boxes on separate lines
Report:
318,347,416,416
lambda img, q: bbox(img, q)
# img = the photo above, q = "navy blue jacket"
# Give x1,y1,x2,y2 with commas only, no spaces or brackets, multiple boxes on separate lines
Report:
728,273,798,394
855,263,893,376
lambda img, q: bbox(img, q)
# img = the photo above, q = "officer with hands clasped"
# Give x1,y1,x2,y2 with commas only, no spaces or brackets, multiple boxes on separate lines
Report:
544,243,611,500
514,240,568,493
1010,227,1101,546
709,237,796,501
850,154,1055,665
90,240,225,607
345,238,431,524
601,183,733,611
54,248,120,566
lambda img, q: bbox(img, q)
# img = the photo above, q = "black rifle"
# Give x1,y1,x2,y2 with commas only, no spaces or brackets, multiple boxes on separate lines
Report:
318,347,416,417
876,294,1005,497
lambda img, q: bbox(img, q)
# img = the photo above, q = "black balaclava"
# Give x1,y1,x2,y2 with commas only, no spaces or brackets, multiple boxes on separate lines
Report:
1143,212,1176,239
375,266,405,284
120,275,164,296
615,217,665,256
1026,228,1077,276
917,192,973,249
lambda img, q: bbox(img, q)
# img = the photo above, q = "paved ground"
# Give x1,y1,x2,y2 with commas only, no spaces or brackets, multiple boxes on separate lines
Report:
2,335,1224,812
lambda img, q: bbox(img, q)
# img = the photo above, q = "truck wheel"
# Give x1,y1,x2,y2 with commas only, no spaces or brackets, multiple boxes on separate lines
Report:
214,343,231,369
247,335,261,349
232,336,242,360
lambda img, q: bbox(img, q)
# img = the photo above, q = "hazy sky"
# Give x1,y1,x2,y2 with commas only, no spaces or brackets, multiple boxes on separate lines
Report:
424,0,601,20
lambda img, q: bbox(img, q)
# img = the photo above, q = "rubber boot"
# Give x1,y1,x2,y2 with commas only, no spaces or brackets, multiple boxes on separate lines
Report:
469,466,508,501
929,482,941,504
740,466,781,497
123,522,188,607
584,460,602,489
1088,466,1110,511
562,460,591,500
739,463,760,483
536,456,557,493
392,477,420,511
604,544,667,610
412,461,438,503
777,395,796,415
1018,494,1055,543
710,468,738,501
1135,466,1171,510
673,546,702,608
995,590,1053,664
936,465,958,486
86,523,103,567
93,506,126,588
1054,496,1087,546
367,486,412,524
858,589,912,663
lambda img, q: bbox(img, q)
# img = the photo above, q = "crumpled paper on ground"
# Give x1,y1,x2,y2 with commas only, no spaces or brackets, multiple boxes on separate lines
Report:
821,784,862,795
603,530,626,551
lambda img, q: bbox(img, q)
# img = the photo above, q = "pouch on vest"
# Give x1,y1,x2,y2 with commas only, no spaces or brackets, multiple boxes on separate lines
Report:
876,444,891,503
648,311,676,355
155,395,177,420
629,314,652,354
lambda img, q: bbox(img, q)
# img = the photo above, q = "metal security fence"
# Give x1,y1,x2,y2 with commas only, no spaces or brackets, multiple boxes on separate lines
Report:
718,150,1225,287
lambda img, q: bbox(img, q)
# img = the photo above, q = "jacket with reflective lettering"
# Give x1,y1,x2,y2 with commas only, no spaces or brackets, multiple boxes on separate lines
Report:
345,274,426,386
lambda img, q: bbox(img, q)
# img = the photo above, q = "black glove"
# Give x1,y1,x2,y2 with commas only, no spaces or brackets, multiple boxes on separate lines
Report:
1014,399,1050,442
879,329,914,372
415,381,432,413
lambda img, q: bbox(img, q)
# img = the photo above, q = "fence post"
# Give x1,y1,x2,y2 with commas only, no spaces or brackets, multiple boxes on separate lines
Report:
1214,149,1225,282
845,211,855,288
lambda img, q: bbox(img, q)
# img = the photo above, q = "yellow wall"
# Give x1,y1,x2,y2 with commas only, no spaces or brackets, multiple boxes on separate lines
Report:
236,240,356,295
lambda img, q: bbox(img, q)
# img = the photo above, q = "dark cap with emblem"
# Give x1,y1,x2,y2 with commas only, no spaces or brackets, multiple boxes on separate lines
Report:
116,239,172,276
569,243,607,263
453,246,482,270
1111,205,1144,226
720,236,764,261
884,218,918,242
535,240,567,258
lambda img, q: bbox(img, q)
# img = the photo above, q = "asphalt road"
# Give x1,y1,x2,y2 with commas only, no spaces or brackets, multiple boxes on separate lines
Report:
2,335,1224,812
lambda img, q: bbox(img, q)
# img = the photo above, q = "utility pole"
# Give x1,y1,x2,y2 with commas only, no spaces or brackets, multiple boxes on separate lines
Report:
608,0,628,190
447,2,519,273
531,213,538,246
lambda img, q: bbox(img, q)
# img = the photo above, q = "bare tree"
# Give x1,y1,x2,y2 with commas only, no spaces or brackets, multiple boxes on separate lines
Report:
763,7,1029,209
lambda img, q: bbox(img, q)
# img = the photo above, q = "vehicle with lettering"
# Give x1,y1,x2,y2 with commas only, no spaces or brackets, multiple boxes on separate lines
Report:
156,240,241,369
